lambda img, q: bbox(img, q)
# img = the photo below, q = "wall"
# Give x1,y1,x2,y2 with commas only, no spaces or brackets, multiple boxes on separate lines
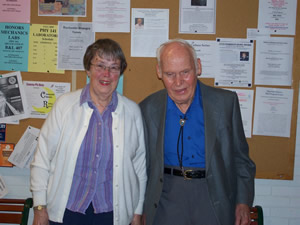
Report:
1,87,300,225
1,0,298,180
253,86,300,225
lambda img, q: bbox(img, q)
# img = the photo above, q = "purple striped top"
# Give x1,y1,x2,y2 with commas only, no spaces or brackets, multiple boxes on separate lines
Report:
66,84,117,213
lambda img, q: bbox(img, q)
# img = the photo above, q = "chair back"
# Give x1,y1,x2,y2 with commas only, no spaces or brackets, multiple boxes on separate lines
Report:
250,205,264,225
0,198,33,225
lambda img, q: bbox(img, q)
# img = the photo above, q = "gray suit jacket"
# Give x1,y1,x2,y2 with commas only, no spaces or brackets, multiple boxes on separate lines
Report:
139,81,256,225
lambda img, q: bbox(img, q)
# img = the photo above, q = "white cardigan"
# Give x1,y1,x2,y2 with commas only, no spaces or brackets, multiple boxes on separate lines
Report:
30,89,147,225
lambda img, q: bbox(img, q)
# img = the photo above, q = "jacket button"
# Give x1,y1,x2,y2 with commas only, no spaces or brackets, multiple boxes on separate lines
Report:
154,203,158,208
160,178,163,182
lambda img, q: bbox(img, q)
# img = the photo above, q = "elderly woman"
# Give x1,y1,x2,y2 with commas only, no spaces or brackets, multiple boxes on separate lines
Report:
30,39,147,225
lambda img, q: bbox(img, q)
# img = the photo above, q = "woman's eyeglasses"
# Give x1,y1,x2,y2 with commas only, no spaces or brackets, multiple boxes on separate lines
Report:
90,63,120,74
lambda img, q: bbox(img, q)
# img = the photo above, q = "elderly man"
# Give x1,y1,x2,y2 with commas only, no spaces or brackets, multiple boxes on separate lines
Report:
139,39,256,225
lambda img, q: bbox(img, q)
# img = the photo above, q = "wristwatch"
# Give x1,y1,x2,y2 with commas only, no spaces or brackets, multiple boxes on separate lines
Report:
33,205,46,210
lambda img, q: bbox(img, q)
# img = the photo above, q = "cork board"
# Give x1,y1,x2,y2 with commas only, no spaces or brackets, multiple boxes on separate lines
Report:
1,0,299,179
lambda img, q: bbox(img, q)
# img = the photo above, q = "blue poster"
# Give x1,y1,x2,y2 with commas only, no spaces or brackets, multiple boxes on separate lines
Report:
0,23,29,72
0,124,6,142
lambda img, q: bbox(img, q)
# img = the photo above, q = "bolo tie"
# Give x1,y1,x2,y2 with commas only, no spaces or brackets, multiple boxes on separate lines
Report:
177,115,187,176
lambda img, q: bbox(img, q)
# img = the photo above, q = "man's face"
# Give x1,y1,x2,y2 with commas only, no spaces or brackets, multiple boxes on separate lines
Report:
54,2,62,11
137,18,142,25
157,43,201,111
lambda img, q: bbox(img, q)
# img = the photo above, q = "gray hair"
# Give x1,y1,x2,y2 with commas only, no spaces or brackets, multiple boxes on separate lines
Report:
83,39,127,74
156,39,199,73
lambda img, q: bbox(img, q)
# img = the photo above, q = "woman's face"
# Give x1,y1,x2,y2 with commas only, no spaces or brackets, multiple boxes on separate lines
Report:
87,55,121,101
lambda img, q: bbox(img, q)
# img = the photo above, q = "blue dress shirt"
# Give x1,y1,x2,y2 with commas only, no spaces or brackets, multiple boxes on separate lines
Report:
164,82,205,168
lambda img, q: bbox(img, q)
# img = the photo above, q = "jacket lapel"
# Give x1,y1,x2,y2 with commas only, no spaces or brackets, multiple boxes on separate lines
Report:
154,91,168,173
200,82,221,173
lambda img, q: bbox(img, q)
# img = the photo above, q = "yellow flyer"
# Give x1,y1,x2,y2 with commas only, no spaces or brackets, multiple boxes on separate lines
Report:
28,24,64,74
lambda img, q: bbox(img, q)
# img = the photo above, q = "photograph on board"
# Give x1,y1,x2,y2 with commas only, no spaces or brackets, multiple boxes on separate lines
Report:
38,0,86,17
0,71,29,123
191,0,207,6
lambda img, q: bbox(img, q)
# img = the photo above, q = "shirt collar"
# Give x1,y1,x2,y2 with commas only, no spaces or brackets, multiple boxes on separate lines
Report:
167,81,201,113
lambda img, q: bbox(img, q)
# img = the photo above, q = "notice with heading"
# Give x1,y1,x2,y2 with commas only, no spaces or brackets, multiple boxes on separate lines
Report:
254,37,294,86
179,0,216,34
253,87,293,138
131,8,169,57
215,38,254,87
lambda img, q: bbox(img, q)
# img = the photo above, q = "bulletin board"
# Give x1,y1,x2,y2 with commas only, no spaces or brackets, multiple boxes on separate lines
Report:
0,0,299,180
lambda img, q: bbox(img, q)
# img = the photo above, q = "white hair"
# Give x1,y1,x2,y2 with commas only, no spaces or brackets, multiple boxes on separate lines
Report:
156,39,199,73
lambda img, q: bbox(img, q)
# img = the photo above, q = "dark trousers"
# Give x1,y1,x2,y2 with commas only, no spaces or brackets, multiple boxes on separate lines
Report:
153,167,220,225
49,203,113,225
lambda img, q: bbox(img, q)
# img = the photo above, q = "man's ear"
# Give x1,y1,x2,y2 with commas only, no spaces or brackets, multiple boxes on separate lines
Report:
197,58,202,76
156,64,162,79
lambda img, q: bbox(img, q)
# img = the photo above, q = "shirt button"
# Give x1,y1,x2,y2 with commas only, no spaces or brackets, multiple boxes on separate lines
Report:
116,145,119,148
115,164,118,167
188,136,191,140
94,170,97,174
96,154,99,158
192,155,195,158
98,122,101,126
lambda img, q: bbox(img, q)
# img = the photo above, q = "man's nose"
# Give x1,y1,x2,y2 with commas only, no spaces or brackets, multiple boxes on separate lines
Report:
174,74,183,85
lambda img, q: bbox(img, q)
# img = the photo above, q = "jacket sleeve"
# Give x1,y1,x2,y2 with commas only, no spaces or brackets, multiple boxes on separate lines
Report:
232,93,256,206
30,99,63,207
132,107,147,215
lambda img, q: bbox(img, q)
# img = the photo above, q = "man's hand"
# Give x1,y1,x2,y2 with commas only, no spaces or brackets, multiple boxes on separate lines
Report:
142,214,146,225
235,204,251,225
131,214,142,225
33,208,49,225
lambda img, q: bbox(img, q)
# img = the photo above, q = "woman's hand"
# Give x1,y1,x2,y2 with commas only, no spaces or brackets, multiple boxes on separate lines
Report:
33,208,49,225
